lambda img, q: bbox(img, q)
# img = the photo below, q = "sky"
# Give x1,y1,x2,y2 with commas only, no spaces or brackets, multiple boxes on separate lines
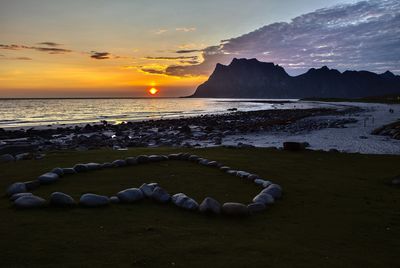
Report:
0,0,398,97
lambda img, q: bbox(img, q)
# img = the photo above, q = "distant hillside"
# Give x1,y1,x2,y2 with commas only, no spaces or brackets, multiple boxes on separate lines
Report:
190,58,400,98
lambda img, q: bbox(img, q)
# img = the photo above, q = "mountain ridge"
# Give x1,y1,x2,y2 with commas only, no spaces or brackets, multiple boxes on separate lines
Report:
189,58,400,98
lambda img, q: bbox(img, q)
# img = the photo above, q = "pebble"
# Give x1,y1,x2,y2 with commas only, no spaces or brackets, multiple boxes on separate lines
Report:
6,182,27,196
151,186,170,203
139,183,159,197
172,193,199,210
199,197,221,214
117,188,144,203
38,172,59,184
79,193,110,207
14,195,46,209
247,202,266,213
50,192,76,206
10,192,33,201
51,167,64,176
253,193,275,205
62,168,77,175
221,202,249,217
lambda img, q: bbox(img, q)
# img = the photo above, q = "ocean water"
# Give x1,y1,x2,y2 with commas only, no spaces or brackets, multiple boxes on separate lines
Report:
0,98,324,129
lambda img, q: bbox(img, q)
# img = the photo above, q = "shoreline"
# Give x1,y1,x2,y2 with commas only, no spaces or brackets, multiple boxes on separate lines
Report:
1,101,400,156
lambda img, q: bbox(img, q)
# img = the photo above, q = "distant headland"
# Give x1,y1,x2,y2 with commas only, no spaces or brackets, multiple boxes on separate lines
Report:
189,58,400,99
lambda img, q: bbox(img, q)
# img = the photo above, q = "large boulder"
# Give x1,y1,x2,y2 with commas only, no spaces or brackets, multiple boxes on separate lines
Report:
0,154,14,163
50,192,76,207
79,193,110,207
171,193,199,210
38,172,59,184
139,183,159,197
199,197,221,214
151,186,170,203
221,202,249,217
6,182,27,196
117,188,144,203
253,193,275,205
247,202,266,213
14,195,46,209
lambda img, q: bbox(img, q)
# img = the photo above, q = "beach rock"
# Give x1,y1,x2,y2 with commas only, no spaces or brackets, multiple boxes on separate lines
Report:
219,166,231,171
101,162,113,169
283,141,307,151
254,179,272,188
10,192,33,201
221,202,249,217
199,197,221,214
126,157,137,165
188,155,200,161
199,159,209,165
236,171,250,178
117,188,144,203
136,155,150,163
207,161,219,167
38,172,59,184
261,184,282,199
14,195,46,209
50,192,76,206
86,162,102,170
112,159,127,167
168,153,182,160
247,174,259,181
51,167,64,176
0,154,14,163
148,155,164,162
109,196,120,204
151,186,170,203
24,180,41,190
6,182,27,196
73,163,88,172
172,193,199,210
247,202,266,213
79,193,110,207
139,183,159,197
253,193,275,205
226,170,238,176
62,168,77,175
15,153,31,161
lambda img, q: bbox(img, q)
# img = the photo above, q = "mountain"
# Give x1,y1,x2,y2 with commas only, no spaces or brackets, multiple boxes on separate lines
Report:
190,58,400,98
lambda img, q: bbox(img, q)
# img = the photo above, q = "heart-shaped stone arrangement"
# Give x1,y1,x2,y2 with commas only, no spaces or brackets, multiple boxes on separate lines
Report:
6,153,282,217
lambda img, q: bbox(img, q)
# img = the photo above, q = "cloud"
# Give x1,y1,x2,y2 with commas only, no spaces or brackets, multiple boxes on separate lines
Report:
90,51,111,60
175,49,203,54
0,56,33,60
175,27,196,32
154,29,168,35
144,56,198,60
140,68,166,75
161,0,400,76
0,43,72,54
37,42,62,47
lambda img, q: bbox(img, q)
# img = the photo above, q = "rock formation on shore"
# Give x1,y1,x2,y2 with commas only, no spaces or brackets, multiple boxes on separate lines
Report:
190,58,400,98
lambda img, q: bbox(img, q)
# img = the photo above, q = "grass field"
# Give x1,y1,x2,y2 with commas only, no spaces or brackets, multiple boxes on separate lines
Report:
1,147,399,268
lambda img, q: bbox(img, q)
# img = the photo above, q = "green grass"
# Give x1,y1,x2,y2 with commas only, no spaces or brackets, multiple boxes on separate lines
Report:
1,147,399,268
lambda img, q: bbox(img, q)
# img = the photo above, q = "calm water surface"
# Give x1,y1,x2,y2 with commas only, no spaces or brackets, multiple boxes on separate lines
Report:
0,98,318,128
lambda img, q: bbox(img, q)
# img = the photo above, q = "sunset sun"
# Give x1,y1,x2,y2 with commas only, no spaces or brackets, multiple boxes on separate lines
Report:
148,87,159,95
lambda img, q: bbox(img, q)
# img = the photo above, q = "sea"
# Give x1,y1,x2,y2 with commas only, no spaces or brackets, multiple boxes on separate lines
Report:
0,98,327,129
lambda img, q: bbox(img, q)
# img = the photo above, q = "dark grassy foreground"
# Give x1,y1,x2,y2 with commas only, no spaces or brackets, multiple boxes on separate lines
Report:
1,147,399,268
